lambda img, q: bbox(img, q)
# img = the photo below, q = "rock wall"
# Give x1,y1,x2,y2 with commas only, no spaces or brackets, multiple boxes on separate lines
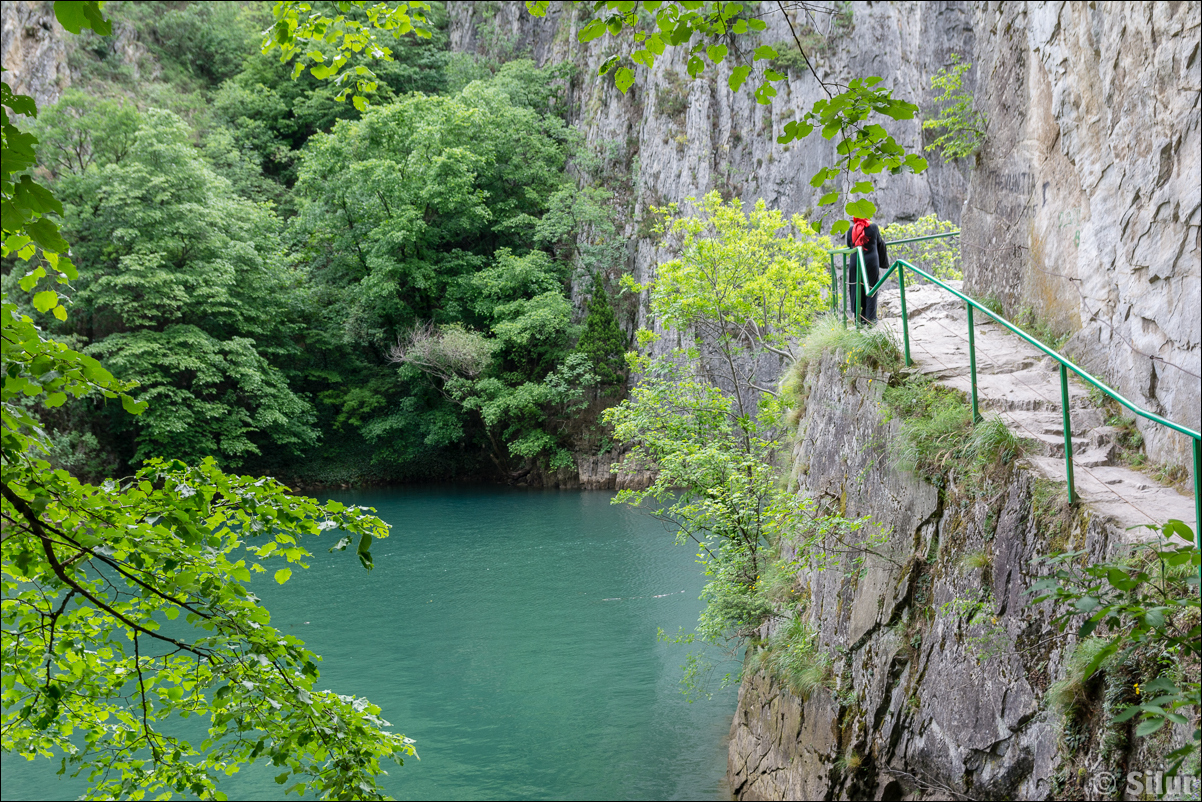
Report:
445,1,1201,473
446,1,975,360
1,0,71,110
726,353,1188,800
962,1,1201,469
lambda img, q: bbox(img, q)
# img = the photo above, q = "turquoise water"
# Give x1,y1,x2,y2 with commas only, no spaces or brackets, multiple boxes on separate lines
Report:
1,486,738,800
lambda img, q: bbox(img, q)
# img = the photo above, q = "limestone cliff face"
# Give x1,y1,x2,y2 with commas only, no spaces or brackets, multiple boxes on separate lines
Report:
446,1,1200,474
725,353,1186,800
447,1,975,360
963,1,1201,470
1,0,71,110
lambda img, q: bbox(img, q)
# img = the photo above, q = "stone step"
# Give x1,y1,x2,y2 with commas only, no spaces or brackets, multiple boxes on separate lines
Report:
875,280,1196,535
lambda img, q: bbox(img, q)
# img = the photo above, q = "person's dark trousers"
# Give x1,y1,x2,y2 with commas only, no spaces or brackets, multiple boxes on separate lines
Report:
847,258,880,324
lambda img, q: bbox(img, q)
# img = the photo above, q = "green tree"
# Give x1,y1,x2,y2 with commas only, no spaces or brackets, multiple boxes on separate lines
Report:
18,105,317,468
289,67,587,477
3,7,411,798
573,285,628,391
629,191,830,393
922,54,986,161
605,192,847,688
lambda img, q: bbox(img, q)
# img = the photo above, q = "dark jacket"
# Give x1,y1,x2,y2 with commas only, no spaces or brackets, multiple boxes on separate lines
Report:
846,223,889,280
846,223,889,323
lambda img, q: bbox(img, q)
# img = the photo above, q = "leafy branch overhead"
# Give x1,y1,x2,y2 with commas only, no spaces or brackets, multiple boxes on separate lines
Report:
4,4,416,798
526,0,927,234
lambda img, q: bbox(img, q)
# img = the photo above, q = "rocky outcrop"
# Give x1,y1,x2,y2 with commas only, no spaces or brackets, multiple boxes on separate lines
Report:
962,1,1201,470
727,351,1193,800
1,0,71,110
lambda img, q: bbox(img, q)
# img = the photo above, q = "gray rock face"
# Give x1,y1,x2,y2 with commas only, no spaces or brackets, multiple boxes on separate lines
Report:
447,0,1198,476
963,1,1201,470
447,1,975,363
1,0,71,110
727,352,1189,800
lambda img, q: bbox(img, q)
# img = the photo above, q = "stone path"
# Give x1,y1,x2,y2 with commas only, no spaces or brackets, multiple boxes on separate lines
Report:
874,279,1197,537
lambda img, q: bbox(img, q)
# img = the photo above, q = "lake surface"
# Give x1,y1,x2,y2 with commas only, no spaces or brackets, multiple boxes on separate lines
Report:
1,486,739,800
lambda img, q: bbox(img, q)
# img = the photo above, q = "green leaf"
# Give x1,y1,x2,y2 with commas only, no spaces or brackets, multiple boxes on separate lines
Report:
851,181,874,194
54,1,112,36
356,532,374,570
25,218,70,253
818,192,839,206
579,18,607,42
1135,718,1166,737
525,1,551,18
728,65,751,93
44,392,68,408
14,176,64,216
844,199,877,218
706,44,727,63
831,220,851,236
614,67,635,93
32,290,59,313
121,394,147,415
877,99,919,120
753,45,777,61
274,568,292,585
1161,519,1194,543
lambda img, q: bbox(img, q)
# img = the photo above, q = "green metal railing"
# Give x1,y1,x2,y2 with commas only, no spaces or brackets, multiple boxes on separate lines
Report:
827,231,1201,539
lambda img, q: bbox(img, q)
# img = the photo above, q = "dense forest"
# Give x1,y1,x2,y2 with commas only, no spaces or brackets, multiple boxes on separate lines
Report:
5,0,629,485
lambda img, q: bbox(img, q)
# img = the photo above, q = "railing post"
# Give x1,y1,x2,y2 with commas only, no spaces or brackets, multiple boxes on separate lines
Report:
967,304,981,423
1193,436,1201,552
829,255,837,313
898,264,912,367
1060,363,1077,503
854,261,862,329
841,253,848,328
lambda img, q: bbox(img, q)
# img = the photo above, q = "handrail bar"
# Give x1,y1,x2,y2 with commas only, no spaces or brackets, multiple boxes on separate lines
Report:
896,259,1201,441
826,230,1200,533
827,233,1199,440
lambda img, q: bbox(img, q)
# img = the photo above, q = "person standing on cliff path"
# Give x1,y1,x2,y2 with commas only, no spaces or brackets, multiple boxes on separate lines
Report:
846,216,889,324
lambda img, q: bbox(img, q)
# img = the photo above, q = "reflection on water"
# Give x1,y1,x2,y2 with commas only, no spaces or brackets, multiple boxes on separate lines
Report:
2,485,738,801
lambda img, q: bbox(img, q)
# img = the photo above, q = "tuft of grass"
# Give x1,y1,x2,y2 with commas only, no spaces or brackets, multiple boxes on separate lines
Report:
961,550,991,570
883,375,972,480
965,415,1024,467
779,358,809,428
747,615,835,700
797,314,903,375
758,557,802,605
1032,477,1072,550
1015,305,1071,351
979,294,1005,319
835,749,863,775
883,374,1023,484
1048,637,1112,716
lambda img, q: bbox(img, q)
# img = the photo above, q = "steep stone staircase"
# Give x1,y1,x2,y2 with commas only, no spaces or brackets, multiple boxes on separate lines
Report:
876,279,1197,536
